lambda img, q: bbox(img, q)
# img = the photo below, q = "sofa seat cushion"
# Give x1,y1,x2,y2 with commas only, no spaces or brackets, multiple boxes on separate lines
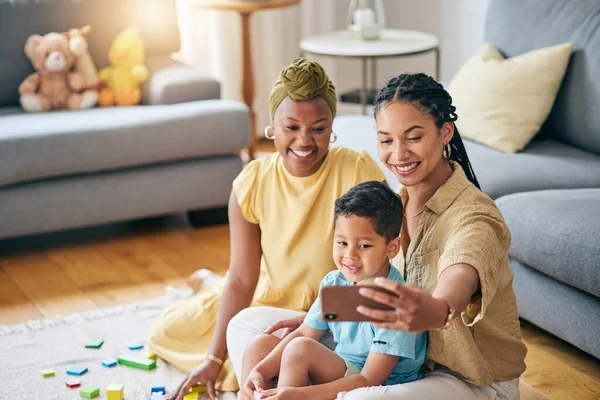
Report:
0,100,249,187
497,189,600,298
464,137,600,199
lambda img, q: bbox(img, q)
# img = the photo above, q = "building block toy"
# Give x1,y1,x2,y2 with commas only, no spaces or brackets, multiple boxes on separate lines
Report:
66,379,81,388
128,342,144,350
41,369,55,377
102,358,118,367
150,393,166,400
183,385,206,400
142,351,157,360
85,339,104,349
106,384,124,400
117,354,156,370
80,386,100,398
151,386,166,394
67,365,88,376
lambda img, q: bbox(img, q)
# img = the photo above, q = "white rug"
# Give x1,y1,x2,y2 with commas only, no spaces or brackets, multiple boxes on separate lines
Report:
0,287,236,400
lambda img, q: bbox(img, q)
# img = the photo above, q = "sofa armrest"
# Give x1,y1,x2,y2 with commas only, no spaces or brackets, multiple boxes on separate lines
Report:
142,55,221,105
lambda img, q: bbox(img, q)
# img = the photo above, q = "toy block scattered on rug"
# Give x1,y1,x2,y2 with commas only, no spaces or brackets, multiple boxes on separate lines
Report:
128,342,144,350
151,385,166,395
142,351,157,360
80,386,100,398
85,339,104,349
102,358,118,367
150,393,166,400
106,383,124,400
67,365,88,376
117,354,156,370
66,379,81,388
41,369,54,378
183,385,206,400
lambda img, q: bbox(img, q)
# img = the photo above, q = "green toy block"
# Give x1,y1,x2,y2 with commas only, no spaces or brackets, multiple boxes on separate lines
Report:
117,354,156,370
85,339,104,349
80,386,100,398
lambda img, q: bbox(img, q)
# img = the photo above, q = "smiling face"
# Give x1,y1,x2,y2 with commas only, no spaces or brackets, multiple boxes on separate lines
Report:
376,101,453,188
272,96,333,177
333,214,400,285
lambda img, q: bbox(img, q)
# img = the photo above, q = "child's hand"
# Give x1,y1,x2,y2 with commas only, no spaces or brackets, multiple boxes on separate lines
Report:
264,314,305,338
260,387,303,400
242,368,267,400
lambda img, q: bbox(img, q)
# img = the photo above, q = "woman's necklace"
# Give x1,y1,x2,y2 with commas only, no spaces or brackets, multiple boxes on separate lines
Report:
403,208,425,219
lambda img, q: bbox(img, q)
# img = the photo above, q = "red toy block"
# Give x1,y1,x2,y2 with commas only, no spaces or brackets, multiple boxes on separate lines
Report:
66,379,81,388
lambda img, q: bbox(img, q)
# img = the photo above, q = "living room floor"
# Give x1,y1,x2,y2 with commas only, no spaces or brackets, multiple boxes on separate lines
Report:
0,140,598,399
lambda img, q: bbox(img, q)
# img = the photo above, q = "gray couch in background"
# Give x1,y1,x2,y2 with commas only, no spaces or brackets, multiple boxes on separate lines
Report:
0,0,250,240
334,0,600,360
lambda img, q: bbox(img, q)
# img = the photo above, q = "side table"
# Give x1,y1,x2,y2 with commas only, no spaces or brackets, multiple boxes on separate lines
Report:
300,29,439,115
192,0,301,160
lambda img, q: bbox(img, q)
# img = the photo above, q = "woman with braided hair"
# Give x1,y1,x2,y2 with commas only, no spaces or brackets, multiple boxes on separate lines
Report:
242,73,526,399
148,58,385,400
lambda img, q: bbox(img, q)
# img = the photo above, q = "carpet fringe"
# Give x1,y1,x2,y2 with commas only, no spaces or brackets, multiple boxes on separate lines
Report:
0,285,192,337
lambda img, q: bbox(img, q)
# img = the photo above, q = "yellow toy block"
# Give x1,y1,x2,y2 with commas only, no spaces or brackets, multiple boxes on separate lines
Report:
142,351,157,360
107,384,124,400
41,369,55,378
183,385,207,400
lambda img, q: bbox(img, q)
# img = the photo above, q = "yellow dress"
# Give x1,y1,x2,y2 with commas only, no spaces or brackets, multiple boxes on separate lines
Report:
148,147,385,391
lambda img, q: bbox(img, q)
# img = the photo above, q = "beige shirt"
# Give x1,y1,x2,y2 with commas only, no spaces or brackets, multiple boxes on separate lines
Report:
392,162,527,386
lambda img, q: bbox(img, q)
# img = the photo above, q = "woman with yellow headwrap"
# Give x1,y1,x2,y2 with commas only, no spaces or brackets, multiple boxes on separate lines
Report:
149,58,385,400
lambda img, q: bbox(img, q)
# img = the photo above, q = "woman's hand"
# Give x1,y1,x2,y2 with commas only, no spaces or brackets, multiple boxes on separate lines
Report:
264,314,305,338
167,359,221,400
241,368,269,400
357,277,449,332
260,387,304,400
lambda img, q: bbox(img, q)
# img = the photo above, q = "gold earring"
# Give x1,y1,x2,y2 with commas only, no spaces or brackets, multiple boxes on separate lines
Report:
330,131,338,143
443,143,452,159
264,126,274,140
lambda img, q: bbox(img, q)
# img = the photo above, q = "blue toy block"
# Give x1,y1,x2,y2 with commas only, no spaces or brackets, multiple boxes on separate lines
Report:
128,342,144,350
102,358,118,367
66,365,88,376
151,386,166,394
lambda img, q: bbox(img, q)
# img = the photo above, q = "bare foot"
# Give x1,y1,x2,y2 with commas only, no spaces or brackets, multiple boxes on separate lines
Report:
186,269,224,293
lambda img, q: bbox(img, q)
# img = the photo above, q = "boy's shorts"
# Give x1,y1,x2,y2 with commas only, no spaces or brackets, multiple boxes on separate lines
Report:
343,358,362,377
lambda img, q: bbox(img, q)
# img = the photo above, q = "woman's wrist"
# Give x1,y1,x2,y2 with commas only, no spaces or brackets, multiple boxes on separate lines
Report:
433,297,456,330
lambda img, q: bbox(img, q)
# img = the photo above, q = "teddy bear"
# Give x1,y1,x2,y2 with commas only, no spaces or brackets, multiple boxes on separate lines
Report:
18,32,98,112
98,27,149,107
68,25,99,90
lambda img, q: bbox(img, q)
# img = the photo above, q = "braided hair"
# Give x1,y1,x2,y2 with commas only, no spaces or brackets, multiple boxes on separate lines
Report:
373,73,480,190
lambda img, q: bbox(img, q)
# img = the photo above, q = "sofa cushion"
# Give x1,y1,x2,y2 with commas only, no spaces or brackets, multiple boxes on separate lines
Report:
448,42,572,153
0,0,180,107
464,138,600,199
0,100,249,188
497,189,600,298
485,0,600,155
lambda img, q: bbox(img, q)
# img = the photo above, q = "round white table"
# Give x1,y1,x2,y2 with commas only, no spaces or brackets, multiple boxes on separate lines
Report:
300,29,440,114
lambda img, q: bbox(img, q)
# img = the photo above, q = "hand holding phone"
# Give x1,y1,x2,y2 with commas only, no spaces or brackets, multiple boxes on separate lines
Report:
320,285,396,322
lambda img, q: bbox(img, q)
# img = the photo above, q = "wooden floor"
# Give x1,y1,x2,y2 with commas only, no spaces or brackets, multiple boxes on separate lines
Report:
1,141,598,399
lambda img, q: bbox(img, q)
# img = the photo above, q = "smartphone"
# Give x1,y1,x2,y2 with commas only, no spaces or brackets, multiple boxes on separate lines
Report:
320,285,396,322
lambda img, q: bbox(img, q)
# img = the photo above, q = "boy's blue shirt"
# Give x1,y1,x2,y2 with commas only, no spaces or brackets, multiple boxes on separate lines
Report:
304,266,428,385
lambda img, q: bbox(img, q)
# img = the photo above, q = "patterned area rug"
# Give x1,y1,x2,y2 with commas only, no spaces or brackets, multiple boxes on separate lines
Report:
0,287,550,400
0,287,235,400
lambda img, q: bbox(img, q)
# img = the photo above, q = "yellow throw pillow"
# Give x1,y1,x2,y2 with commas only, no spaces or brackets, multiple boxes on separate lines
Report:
448,42,573,153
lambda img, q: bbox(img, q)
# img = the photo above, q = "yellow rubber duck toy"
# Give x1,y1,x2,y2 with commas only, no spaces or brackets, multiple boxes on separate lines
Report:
98,27,149,107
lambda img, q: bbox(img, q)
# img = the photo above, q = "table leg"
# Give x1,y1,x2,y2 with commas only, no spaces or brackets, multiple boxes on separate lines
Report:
241,11,256,160
371,57,377,108
361,57,367,115
435,47,441,81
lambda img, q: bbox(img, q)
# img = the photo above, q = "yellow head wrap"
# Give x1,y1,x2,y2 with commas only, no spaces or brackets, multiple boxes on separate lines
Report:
269,57,337,121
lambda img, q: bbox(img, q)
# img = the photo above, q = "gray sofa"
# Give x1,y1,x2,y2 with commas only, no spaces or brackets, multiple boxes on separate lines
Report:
334,0,600,360
0,0,250,240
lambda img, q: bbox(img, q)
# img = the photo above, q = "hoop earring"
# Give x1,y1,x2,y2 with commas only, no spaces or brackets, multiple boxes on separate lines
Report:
330,131,338,143
443,143,452,159
264,126,274,140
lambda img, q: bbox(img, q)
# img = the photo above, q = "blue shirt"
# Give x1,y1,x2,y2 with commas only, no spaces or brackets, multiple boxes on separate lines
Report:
304,266,427,385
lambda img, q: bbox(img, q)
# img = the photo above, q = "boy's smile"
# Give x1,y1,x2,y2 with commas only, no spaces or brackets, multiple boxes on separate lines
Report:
333,214,400,285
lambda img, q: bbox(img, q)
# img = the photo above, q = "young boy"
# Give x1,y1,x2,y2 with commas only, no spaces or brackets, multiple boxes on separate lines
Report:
241,181,427,400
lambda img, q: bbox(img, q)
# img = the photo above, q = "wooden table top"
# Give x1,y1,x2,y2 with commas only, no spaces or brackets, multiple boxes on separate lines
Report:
191,0,300,13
